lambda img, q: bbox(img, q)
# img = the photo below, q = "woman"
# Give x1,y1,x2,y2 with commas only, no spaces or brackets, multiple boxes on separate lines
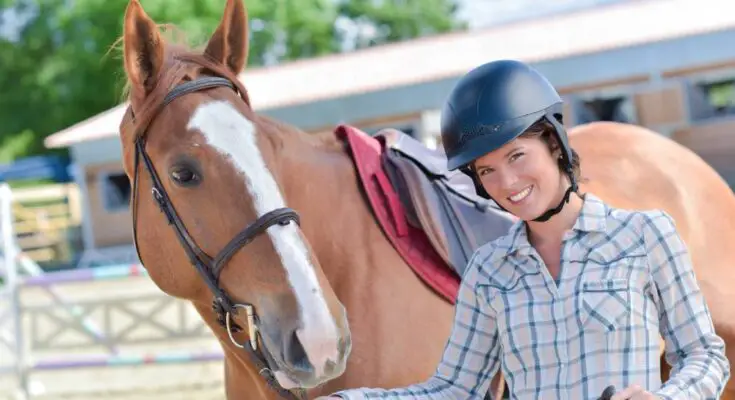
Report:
321,60,730,399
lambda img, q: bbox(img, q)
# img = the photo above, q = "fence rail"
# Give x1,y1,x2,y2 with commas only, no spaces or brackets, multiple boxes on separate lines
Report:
1,265,224,399
29,351,224,370
0,184,224,399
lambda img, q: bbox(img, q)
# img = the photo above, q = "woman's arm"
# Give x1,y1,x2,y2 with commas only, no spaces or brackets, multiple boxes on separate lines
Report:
330,258,502,400
642,211,730,399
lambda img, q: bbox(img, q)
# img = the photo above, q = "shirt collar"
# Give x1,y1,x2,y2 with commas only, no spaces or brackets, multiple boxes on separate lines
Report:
572,193,607,233
500,192,608,258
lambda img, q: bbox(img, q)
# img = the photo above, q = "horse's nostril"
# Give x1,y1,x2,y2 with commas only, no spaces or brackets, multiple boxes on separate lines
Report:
324,358,337,376
284,330,311,372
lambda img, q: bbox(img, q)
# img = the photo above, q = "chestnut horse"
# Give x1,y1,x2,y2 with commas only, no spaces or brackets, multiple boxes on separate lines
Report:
118,0,735,398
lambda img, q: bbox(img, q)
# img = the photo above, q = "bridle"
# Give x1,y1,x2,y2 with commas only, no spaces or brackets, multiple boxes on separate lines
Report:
127,54,304,400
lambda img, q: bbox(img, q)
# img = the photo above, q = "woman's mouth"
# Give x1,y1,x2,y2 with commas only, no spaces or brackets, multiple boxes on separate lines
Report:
507,185,533,204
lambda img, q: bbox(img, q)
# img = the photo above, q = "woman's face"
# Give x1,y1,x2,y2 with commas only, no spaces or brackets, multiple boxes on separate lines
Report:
473,134,566,221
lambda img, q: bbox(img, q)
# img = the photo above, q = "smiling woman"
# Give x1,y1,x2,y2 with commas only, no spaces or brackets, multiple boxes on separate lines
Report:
324,59,731,400
471,119,583,222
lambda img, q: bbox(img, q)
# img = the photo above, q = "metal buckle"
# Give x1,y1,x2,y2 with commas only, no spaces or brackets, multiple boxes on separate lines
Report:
225,303,258,350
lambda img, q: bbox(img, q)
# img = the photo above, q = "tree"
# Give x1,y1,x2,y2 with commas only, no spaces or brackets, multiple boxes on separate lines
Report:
335,0,465,51
0,0,467,163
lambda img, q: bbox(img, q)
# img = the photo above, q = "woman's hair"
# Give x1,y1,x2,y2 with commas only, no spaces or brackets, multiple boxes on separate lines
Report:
519,118,582,182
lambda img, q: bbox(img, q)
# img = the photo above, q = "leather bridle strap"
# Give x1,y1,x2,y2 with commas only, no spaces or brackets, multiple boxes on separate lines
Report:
210,207,300,278
134,138,227,302
131,76,301,314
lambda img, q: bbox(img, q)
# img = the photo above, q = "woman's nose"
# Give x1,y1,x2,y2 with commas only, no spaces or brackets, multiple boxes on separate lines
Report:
496,168,518,190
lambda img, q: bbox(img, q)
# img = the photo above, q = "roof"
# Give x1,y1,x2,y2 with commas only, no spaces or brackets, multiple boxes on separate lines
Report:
44,0,735,149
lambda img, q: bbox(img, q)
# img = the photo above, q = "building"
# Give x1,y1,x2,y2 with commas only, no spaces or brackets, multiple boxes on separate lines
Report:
44,0,735,266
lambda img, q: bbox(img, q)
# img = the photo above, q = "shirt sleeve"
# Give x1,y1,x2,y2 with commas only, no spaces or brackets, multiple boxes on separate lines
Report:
331,255,502,400
642,211,730,400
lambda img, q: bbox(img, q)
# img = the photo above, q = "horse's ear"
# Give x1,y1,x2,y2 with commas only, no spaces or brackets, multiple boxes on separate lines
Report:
123,0,164,96
203,0,249,75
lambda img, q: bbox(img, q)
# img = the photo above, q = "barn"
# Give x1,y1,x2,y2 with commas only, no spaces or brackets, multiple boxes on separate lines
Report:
43,0,735,266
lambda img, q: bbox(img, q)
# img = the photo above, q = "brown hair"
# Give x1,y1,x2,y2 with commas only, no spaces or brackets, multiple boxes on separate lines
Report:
519,119,582,183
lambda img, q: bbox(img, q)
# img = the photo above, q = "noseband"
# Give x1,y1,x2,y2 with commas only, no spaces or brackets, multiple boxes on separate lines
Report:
128,55,303,400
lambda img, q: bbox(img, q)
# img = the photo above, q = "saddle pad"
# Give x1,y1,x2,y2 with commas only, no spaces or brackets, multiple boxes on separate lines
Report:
377,129,517,278
335,124,460,304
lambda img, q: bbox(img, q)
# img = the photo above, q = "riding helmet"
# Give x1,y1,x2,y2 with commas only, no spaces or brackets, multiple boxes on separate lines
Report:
439,59,578,221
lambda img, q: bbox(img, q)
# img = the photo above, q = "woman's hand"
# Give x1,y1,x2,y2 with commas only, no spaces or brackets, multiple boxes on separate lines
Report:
610,384,661,400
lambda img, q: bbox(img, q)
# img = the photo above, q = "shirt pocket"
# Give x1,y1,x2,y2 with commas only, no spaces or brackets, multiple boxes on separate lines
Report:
579,278,631,332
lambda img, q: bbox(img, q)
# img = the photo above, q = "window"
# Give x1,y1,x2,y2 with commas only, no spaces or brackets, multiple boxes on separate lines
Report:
697,79,735,119
575,96,635,124
100,172,131,212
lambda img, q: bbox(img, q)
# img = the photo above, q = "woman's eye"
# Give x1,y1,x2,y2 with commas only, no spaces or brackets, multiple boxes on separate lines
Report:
509,152,524,162
170,167,199,185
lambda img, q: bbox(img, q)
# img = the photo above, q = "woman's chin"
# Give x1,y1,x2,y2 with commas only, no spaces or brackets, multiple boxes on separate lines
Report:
507,200,554,222
517,209,545,222
501,193,546,221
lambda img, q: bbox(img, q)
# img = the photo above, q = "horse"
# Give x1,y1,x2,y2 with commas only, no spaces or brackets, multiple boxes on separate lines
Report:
117,0,735,399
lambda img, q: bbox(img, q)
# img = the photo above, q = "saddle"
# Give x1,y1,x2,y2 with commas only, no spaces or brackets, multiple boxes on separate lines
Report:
337,125,512,398
374,128,517,278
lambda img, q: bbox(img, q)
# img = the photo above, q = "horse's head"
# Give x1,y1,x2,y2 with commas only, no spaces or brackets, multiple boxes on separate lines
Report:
118,0,350,390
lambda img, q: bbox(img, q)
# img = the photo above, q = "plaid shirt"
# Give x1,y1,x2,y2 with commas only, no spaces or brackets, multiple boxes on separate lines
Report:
334,193,729,400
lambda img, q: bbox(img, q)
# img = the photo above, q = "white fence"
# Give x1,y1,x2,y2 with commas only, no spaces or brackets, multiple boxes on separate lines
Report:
0,184,225,399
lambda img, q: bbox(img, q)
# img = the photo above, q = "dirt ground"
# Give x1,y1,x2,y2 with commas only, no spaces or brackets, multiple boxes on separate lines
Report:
1,362,225,400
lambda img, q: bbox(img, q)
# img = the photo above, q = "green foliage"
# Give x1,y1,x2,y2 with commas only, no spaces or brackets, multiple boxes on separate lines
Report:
0,0,467,163
336,0,465,49
0,129,35,163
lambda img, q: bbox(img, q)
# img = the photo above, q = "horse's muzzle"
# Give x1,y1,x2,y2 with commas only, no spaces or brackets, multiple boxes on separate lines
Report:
258,313,351,389
277,325,351,388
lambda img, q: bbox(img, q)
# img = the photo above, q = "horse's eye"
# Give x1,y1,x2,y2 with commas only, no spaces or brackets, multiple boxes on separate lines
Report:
170,166,199,186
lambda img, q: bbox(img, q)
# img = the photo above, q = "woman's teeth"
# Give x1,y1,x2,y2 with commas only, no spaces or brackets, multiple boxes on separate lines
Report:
508,186,532,203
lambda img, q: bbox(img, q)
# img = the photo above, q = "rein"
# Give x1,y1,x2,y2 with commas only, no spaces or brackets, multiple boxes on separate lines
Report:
127,54,305,400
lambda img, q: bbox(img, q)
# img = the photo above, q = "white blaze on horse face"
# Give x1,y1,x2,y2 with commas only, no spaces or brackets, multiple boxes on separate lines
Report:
187,100,339,376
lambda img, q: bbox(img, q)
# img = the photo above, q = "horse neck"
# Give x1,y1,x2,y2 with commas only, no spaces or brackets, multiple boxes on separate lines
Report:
257,117,377,278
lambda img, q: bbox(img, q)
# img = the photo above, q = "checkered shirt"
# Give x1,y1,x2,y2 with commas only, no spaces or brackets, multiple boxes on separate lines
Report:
334,193,729,400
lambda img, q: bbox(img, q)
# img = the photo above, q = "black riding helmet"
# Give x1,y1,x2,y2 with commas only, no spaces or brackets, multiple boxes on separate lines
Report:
440,59,578,222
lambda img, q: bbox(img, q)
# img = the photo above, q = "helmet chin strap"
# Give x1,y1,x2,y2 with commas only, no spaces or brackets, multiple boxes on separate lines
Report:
531,167,579,223
532,185,574,222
